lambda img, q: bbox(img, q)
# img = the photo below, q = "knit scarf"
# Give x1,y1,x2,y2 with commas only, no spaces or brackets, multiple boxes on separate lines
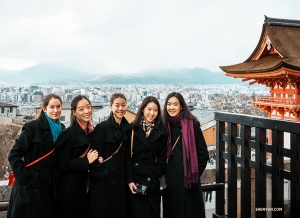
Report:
167,112,199,189
44,112,62,143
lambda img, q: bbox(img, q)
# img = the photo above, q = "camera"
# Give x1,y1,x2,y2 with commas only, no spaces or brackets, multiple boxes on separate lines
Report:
134,183,147,196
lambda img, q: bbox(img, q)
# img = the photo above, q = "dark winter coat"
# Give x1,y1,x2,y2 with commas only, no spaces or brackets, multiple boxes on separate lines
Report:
56,119,91,218
127,124,167,218
88,113,131,218
7,113,66,218
163,120,209,218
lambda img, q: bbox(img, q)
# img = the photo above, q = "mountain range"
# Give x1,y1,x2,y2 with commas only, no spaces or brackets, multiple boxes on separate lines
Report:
0,62,243,85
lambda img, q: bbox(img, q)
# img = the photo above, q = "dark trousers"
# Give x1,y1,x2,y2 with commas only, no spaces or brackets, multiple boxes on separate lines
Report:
205,191,212,202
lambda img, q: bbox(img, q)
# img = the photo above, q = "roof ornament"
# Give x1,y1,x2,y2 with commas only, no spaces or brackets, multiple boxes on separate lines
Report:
264,15,300,27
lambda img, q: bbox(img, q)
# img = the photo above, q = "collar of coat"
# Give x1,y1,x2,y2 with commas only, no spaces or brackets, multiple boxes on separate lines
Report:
132,123,160,149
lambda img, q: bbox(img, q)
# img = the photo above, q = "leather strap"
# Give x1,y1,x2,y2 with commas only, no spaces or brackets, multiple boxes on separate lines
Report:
103,142,123,163
79,144,90,158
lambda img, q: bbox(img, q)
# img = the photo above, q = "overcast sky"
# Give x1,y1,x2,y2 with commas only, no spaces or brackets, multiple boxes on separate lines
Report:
0,0,299,74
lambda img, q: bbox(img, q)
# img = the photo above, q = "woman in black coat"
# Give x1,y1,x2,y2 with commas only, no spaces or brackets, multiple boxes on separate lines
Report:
7,94,66,218
56,95,98,218
88,93,131,218
127,96,167,218
162,92,209,218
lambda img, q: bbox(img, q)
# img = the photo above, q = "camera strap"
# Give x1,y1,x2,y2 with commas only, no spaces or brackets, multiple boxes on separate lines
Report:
102,142,123,163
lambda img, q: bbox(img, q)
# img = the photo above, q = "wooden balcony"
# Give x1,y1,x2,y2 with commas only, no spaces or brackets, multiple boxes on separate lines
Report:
253,96,300,109
213,112,300,218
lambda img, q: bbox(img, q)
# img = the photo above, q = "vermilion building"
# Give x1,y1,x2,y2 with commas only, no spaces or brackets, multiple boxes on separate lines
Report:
220,16,300,121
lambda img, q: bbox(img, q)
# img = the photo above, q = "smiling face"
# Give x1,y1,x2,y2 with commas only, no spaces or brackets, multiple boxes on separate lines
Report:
110,97,127,123
73,99,92,127
43,98,62,121
143,102,158,124
166,96,181,117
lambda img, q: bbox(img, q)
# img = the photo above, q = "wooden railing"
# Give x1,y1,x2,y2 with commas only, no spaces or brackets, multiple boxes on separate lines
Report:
214,112,300,218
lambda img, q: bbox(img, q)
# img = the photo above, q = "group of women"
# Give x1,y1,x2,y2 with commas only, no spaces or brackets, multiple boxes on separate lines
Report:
7,92,209,218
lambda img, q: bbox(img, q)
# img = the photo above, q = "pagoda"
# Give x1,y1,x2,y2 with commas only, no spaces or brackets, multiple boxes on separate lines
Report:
220,16,300,121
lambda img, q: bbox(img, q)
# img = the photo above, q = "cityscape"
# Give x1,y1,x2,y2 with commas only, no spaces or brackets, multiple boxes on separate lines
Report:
0,83,270,125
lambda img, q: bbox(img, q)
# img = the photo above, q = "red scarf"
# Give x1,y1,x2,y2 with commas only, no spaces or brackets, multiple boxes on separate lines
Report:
167,112,199,189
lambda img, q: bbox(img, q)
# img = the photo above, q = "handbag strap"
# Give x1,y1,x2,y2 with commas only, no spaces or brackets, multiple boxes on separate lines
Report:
172,132,182,151
102,142,123,163
131,129,134,157
25,148,55,168
79,144,90,158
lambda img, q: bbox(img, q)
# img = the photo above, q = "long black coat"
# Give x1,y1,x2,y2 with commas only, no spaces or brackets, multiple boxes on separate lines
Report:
56,119,90,218
127,124,167,218
163,120,208,218
88,113,131,218
7,113,66,218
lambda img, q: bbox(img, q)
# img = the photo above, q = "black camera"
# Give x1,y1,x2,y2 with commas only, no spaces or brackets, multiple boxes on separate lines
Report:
134,183,147,196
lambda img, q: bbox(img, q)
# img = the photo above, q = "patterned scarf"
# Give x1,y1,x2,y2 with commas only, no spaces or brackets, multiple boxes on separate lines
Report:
167,112,199,189
76,117,94,134
141,118,155,137
44,112,62,143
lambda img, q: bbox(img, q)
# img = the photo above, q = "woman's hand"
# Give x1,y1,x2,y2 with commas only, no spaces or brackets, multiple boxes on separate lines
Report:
98,156,103,164
87,149,98,164
128,182,137,194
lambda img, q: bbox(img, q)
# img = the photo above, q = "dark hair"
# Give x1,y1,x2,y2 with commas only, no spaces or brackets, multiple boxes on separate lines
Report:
70,95,92,122
110,93,127,106
162,92,197,125
133,96,166,134
38,93,62,119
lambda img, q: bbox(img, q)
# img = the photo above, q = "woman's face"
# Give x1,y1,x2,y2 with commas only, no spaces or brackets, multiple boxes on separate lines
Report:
43,98,62,121
73,99,92,127
143,102,158,124
166,96,181,117
110,97,127,123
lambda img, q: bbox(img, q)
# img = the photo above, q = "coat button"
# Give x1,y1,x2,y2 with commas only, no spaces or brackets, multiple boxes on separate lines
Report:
111,181,114,184
135,163,138,166
111,167,115,170
147,178,151,181
35,189,39,193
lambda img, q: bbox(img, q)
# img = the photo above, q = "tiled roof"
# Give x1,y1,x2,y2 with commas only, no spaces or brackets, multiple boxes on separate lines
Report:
0,102,18,107
220,16,300,75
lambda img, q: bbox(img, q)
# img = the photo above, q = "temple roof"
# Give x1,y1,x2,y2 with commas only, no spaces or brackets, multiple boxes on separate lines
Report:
220,16,300,78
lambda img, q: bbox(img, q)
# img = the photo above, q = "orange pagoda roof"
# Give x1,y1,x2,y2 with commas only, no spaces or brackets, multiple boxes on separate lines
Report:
220,16,300,80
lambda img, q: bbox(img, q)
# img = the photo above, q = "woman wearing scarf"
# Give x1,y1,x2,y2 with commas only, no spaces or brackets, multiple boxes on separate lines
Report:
127,96,167,218
88,93,131,218
162,92,209,218
7,93,66,218
56,95,98,218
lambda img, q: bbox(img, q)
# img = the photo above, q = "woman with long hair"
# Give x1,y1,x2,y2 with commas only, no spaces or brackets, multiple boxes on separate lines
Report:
56,95,98,218
7,93,66,218
127,96,167,218
88,93,131,218
162,92,209,218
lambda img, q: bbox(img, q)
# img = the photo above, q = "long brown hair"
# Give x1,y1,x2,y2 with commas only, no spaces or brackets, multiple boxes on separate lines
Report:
37,93,62,119
70,95,92,122
133,96,166,134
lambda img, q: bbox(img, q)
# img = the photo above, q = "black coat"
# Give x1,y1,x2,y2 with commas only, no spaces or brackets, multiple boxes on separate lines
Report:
163,120,209,218
56,119,91,218
127,124,167,218
88,113,131,218
7,113,66,218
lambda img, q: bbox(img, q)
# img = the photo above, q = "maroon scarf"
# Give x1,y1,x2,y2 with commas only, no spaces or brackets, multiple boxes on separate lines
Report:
167,112,199,189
